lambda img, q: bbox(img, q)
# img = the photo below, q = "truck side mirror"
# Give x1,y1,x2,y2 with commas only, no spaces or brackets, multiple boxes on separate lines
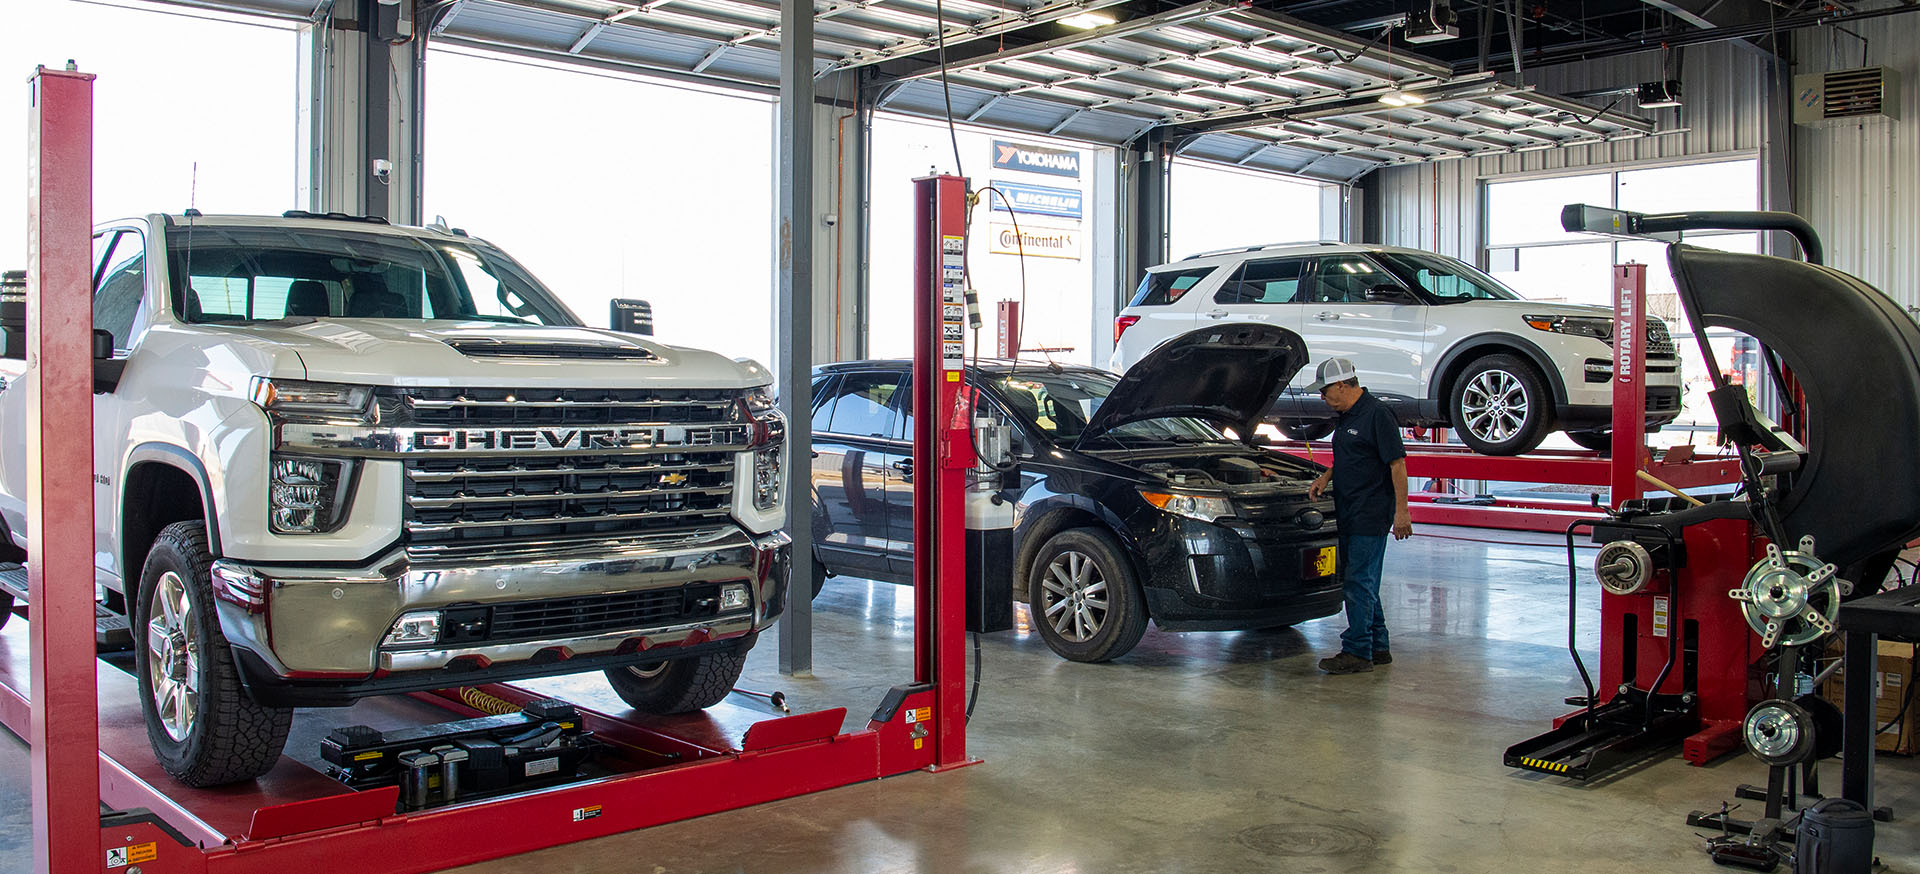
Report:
93,329,114,360
610,299,653,335
92,329,126,393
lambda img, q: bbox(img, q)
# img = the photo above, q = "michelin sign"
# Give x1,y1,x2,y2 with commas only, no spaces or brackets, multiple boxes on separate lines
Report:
991,140,1081,179
986,180,1082,220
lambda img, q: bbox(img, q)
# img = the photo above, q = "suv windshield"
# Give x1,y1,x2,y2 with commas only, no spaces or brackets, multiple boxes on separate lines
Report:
988,370,1230,446
165,223,580,326
1372,252,1521,303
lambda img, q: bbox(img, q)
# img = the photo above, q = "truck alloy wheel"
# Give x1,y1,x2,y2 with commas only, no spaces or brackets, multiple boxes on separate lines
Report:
132,521,292,787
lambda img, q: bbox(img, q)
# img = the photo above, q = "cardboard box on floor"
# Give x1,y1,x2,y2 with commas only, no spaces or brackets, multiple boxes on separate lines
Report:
1821,640,1918,755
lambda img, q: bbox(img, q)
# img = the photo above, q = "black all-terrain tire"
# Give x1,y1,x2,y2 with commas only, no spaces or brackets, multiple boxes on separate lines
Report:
810,555,830,600
1565,429,1613,454
1448,354,1554,456
1026,528,1148,663
132,521,292,787
1277,420,1336,442
604,634,756,714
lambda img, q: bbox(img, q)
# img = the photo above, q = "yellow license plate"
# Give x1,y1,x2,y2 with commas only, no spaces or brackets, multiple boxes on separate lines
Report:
1310,546,1337,578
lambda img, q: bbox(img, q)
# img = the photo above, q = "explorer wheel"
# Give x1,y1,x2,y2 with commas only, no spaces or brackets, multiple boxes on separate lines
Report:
1027,528,1148,663
133,521,292,787
604,635,755,714
1449,354,1552,456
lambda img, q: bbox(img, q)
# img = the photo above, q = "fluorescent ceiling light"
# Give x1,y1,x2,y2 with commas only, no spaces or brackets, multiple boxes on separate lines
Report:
1059,12,1116,29
1379,90,1426,107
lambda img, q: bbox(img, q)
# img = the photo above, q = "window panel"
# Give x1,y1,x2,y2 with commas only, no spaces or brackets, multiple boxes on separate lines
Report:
1488,242,1615,306
1616,160,1758,214
1130,266,1216,307
1214,258,1305,305
1305,255,1392,303
822,372,901,438
1486,173,1613,246
93,231,145,350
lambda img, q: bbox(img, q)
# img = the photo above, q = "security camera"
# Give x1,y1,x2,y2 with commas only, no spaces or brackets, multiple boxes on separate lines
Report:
372,158,393,180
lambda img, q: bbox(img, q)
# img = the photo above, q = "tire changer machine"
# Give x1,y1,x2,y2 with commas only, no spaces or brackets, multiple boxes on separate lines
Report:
1504,206,1920,864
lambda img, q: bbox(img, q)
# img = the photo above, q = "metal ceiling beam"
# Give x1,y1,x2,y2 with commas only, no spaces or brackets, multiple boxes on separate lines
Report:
885,1,1239,82
1227,7,1453,79
1166,73,1504,135
821,0,1140,73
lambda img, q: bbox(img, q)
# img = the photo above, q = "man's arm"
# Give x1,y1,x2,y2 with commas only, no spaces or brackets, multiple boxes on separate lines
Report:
1390,458,1412,539
1310,468,1331,500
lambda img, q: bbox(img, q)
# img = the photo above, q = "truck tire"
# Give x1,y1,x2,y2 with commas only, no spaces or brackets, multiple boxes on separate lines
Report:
1027,528,1148,663
604,634,755,714
132,521,292,787
1448,354,1553,456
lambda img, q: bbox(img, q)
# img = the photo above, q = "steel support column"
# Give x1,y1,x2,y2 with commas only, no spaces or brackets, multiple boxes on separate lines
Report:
25,65,100,874
1120,129,1172,301
775,0,816,676
298,1,421,223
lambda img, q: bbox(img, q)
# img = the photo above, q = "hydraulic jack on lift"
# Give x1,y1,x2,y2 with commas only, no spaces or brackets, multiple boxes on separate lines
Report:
3,69,978,873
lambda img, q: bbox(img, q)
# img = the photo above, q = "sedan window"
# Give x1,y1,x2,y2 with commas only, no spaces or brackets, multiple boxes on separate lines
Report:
819,371,900,438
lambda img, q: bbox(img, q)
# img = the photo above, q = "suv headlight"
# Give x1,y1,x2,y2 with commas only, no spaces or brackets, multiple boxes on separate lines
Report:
1524,314,1613,343
270,454,355,533
1139,489,1233,523
251,377,374,423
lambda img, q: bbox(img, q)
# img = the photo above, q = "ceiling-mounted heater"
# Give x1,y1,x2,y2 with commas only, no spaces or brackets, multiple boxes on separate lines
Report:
1793,66,1899,126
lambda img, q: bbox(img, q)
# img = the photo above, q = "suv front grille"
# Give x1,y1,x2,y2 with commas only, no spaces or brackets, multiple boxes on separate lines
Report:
1645,320,1677,358
386,386,746,553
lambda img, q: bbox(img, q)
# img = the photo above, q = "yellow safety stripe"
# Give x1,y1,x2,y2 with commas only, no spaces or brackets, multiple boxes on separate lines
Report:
1519,757,1570,773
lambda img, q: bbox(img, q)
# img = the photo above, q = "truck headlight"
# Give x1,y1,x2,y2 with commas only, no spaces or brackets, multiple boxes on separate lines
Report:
270,455,354,533
251,377,374,423
1524,314,1613,343
753,446,782,511
1139,489,1234,523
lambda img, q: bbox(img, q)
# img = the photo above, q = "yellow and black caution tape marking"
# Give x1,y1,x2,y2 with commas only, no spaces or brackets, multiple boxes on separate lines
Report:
1518,756,1571,774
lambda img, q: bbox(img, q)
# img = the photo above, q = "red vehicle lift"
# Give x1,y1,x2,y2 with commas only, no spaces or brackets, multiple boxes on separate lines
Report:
1274,263,1743,532
4,70,977,874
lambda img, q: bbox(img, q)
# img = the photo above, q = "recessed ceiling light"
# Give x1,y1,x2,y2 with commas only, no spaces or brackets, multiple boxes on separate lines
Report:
1379,90,1426,107
1060,12,1116,29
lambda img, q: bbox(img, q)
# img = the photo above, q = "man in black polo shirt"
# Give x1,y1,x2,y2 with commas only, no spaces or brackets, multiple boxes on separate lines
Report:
1305,358,1412,675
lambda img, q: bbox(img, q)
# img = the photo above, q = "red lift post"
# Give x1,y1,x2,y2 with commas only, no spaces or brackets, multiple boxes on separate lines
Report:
6,73,976,874
1274,262,1742,531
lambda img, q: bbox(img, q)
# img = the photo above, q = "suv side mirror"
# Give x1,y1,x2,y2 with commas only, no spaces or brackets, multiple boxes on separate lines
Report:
1364,284,1415,303
1,270,23,360
610,299,653,335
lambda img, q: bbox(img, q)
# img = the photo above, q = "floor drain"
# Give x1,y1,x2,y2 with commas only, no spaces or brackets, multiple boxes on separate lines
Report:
1234,822,1378,856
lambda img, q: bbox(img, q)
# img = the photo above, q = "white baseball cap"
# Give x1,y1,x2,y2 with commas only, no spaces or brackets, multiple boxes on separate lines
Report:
1306,357,1359,393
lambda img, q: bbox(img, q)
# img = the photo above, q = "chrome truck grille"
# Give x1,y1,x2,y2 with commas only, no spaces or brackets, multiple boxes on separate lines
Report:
385,387,745,557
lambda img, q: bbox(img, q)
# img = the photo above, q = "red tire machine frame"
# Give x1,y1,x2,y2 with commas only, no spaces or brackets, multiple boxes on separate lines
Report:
3,71,977,874
1273,264,1743,530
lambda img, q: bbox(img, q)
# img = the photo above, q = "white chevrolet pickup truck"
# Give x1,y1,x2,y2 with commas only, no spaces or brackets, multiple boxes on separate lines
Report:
0,212,791,787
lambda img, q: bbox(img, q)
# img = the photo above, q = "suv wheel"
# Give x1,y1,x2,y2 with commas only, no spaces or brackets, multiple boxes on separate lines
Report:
604,634,755,714
1449,354,1552,456
1277,420,1334,442
133,521,292,787
1027,529,1148,663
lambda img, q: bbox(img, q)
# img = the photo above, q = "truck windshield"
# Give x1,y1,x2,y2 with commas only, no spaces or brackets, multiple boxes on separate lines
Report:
1371,251,1521,303
165,223,581,326
989,370,1231,446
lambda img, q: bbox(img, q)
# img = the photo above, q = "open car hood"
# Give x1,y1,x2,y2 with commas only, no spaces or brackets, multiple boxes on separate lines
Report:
1076,324,1307,449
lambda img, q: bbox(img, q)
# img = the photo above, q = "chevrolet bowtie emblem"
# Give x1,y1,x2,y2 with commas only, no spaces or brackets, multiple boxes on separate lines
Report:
660,472,691,486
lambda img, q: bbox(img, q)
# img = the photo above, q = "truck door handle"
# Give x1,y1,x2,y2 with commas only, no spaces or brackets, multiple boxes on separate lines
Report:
1205,309,1230,319
1316,312,1340,321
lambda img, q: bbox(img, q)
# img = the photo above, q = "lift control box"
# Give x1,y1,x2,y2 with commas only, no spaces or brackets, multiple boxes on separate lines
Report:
322,699,601,810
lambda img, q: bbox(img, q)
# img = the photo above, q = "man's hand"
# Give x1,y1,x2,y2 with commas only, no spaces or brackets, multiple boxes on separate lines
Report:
1309,472,1331,501
1392,508,1414,540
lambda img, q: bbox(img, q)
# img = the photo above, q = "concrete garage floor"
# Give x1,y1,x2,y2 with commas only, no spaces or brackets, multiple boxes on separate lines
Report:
1,528,1916,873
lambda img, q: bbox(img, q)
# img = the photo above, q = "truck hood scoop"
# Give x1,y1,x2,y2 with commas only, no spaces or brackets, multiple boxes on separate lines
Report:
441,336,658,361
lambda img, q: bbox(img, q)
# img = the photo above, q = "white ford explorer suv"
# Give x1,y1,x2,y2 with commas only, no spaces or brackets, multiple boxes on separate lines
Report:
1110,243,1682,456
0,212,790,787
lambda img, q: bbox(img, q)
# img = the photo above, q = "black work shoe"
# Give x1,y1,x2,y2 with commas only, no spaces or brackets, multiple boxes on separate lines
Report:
1373,650,1393,666
1318,652,1374,674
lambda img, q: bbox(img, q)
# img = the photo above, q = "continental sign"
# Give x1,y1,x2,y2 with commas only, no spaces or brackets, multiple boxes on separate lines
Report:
991,140,1082,179
988,222,1081,260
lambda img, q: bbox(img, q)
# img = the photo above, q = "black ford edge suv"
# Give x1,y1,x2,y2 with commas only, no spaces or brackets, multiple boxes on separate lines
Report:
807,325,1343,662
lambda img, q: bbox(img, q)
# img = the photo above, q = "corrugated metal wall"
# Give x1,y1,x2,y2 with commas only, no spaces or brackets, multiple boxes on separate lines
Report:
1372,41,1785,262
1794,15,1920,307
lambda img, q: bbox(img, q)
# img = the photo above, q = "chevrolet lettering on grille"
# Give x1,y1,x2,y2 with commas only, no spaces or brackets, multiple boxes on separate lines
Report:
410,425,747,452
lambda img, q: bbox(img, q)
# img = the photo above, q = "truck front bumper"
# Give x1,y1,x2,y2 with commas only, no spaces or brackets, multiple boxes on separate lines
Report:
212,526,789,706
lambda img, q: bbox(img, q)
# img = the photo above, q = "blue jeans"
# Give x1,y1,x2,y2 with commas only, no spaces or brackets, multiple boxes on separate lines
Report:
1338,534,1390,660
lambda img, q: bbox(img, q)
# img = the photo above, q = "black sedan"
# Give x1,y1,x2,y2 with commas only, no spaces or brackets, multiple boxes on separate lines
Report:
806,324,1345,662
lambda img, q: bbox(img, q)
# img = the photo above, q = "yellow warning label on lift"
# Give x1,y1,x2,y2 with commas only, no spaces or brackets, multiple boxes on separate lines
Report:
127,843,158,864
904,706,933,724
573,804,603,822
1519,757,1570,774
